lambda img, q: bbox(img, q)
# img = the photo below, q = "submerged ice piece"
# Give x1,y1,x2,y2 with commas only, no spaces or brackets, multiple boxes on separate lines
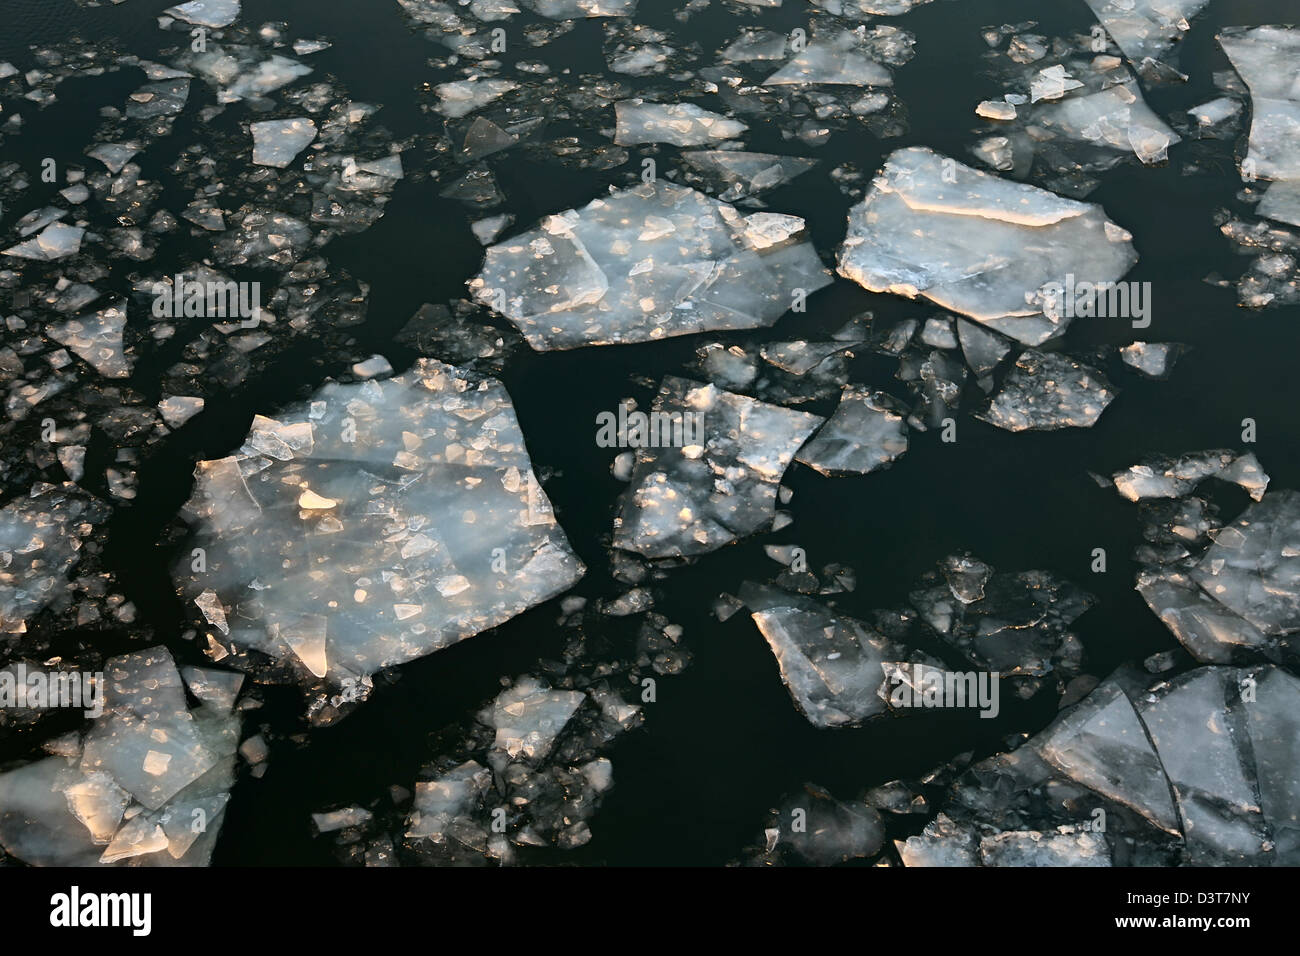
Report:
743,586,920,728
1082,0,1210,63
837,148,1138,345
613,378,822,558
470,180,831,350
976,350,1115,432
1219,26,1300,183
176,359,584,682
795,387,908,475
910,559,1092,677
0,647,242,866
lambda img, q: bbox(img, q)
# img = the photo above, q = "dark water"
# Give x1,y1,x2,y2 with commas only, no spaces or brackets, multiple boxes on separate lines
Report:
2,0,1298,866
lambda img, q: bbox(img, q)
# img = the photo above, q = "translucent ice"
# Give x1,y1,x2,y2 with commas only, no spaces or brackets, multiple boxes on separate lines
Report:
1218,26,1300,182
795,388,908,476
175,359,585,684
976,350,1115,432
470,180,831,350
0,647,241,866
837,148,1137,345
250,117,317,168
613,101,747,146
1082,0,1210,63
613,378,822,558
165,0,241,28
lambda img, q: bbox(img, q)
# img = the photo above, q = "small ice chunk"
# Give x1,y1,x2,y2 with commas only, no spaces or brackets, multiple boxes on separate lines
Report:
614,100,747,146
250,117,317,168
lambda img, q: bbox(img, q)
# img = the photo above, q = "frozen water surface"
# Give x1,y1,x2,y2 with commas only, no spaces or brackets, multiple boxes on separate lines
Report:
471,180,831,350
0,647,242,866
175,359,584,687
837,148,1138,345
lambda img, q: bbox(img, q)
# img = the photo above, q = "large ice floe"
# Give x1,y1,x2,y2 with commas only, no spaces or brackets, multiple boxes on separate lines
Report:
175,359,584,693
470,181,831,350
0,647,243,866
1082,0,1210,65
1218,26,1300,183
612,378,823,559
900,664,1300,865
837,148,1138,346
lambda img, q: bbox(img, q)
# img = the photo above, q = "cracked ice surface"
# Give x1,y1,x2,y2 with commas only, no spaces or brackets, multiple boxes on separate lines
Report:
613,378,823,558
763,31,894,87
795,387,908,475
250,118,317,168
1191,490,1300,637
613,101,747,146
742,585,932,728
0,647,241,866
1082,0,1210,63
906,665,1300,865
0,483,108,635
165,0,242,29
837,148,1138,345
470,180,831,351
975,350,1116,432
175,359,584,683
1218,26,1300,183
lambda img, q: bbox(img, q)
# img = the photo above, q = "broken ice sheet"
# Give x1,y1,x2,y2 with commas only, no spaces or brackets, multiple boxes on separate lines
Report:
612,378,822,559
1218,26,1300,183
1191,489,1300,637
165,0,241,29
679,150,817,202
180,44,312,105
795,387,908,476
1082,0,1210,64
46,301,132,379
837,148,1138,345
613,100,747,146
1,483,109,634
3,222,85,261
0,647,242,866
763,31,894,87
175,359,584,685
488,676,585,763
909,557,1092,679
250,117,317,168
1113,450,1268,502
433,78,518,119
975,350,1116,432
1119,341,1182,378
469,180,831,350
742,585,926,728
909,665,1300,865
